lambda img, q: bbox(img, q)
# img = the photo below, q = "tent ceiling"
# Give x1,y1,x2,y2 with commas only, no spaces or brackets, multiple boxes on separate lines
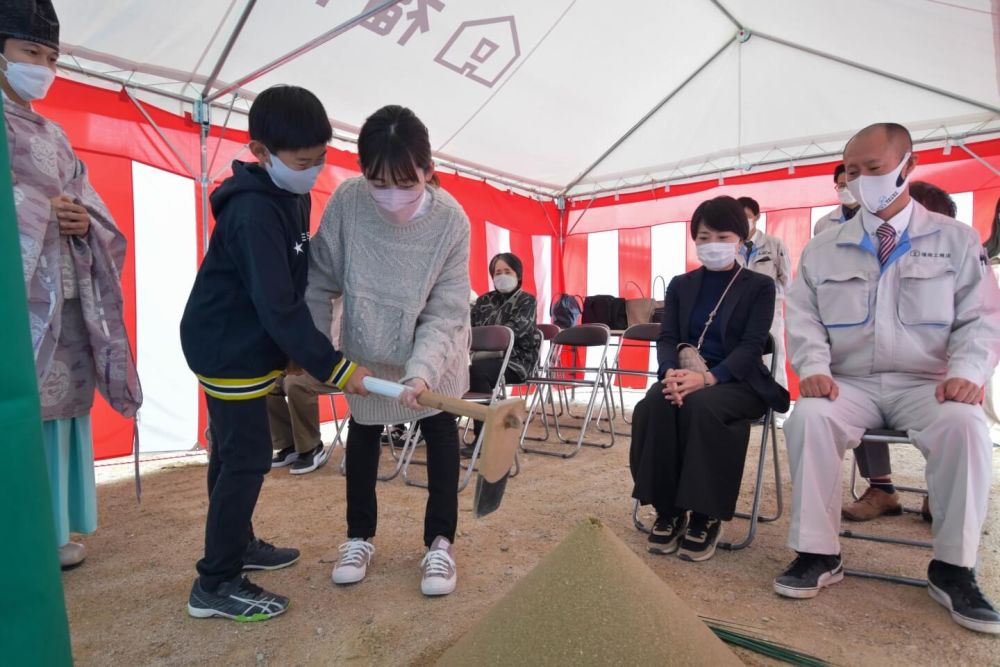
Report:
54,0,1000,198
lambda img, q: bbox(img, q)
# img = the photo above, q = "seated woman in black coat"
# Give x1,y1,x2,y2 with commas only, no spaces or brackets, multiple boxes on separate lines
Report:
630,196,790,562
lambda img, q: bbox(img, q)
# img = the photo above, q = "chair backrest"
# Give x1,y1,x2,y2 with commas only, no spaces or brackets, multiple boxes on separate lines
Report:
471,325,513,353
621,323,659,343
552,323,610,347
537,323,560,341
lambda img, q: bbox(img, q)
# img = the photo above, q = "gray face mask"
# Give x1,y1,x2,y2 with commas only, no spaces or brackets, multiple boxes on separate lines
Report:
264,152,322,194
493,274,518,293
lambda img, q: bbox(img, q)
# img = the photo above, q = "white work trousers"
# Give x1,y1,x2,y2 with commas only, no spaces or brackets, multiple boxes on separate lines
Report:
785,373,991,568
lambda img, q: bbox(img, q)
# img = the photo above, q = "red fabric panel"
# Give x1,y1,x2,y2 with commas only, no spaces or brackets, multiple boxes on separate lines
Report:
77,151,137,460
559,234,588,373
617,228,652,388
973,187,1000,243
761,208,811,400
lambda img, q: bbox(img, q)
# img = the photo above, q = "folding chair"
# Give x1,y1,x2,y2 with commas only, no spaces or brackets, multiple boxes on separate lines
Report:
840,429,931,587
601,323,660,435
323,391,350,476
520,324,565,444
401,325,515,491
519,324,616,458
632,335,783,552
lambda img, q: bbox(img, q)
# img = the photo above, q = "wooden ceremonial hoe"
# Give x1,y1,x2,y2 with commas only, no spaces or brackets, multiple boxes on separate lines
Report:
361,377,524,516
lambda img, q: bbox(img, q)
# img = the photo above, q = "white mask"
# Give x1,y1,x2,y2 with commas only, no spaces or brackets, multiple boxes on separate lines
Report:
493,274,518,294
845,151,911,214
696,242,738,271
836,187,857,206
264,153,322,194
368,185,425,224
0,54,56,102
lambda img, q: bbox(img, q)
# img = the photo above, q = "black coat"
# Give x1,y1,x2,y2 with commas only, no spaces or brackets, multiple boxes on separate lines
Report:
657,267,789,413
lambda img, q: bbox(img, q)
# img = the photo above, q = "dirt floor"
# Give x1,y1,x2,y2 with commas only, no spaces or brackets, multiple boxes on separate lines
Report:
66,399,1000,666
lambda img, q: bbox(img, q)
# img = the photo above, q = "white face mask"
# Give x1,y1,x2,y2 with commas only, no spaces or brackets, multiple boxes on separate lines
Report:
368,184,426,224
493,274,518,294
264,153,322,195
836,186,858,206
696,241,738,271
0,54,56,102
845,152,911,214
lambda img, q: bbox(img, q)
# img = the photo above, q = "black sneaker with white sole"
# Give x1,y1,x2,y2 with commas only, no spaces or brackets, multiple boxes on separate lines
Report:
290,443,329,475
187,576,288,622
677,513,723,562
242,538,300,571
271,446,299,469
648,511,688,555
927,559,1000,634
773,552,844,599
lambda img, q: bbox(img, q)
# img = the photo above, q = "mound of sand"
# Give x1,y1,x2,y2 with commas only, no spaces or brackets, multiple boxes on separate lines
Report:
436,518,742,666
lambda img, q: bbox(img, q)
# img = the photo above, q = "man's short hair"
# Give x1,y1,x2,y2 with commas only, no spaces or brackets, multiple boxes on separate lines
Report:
736,196,760,217
248,85,332,153
690,196,750,241
848,122,914,159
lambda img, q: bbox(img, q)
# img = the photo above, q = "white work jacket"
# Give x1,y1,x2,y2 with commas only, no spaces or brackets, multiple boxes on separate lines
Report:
787,202,1000,386
740,229,792,300
814,205,860,236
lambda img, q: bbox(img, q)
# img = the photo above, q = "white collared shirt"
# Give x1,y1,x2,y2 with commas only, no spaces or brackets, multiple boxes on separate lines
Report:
860,199,913,243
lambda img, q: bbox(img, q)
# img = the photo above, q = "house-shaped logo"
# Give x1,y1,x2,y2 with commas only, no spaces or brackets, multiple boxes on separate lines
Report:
435,16,520,88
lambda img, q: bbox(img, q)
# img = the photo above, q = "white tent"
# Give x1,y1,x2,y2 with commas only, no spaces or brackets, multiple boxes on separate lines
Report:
56,0,1000,199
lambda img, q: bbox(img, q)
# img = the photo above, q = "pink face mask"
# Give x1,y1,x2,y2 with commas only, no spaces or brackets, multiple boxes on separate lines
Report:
368,185,426,224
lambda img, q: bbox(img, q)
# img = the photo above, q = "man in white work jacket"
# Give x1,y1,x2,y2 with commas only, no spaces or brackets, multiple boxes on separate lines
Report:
774,122,1000,635
737,196,792,399
814,163,862,236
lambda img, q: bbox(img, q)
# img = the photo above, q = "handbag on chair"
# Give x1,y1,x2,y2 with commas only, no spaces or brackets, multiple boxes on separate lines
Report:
675,267,743,373
624,280,656,326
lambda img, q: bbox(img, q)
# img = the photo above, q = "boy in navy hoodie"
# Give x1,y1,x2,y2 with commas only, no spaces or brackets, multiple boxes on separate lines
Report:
180,85,370,622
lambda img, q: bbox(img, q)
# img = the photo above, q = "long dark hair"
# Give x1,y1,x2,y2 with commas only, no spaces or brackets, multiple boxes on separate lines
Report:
357,105,439,186
986,196,1000,259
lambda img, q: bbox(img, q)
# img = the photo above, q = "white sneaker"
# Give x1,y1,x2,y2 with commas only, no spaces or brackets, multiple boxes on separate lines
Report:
420,536,457,596
331,539,374,585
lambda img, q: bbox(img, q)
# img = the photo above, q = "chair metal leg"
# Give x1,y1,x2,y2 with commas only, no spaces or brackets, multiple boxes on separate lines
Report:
844,569,928,587
632,499,651,534
378,424,418,482
721,410,779,550
521,383,555,443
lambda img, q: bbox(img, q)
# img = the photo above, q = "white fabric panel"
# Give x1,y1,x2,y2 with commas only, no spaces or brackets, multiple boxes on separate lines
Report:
132,162,199,452
586,230,618,369
484,220,510,285
953,192,974,226
532,235,552,324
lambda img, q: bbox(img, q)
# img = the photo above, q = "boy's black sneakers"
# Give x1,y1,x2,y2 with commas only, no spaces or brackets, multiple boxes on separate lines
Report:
290,443,329,475
647,511,688,555
677,514,723,562
271,446,298,468
773,552,844,599
187,576,288,622
242,538,300,571
928,559,1000,634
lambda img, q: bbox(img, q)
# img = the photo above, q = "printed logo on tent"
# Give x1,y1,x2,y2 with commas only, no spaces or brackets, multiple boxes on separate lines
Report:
359,0,445,46
434,16,521,88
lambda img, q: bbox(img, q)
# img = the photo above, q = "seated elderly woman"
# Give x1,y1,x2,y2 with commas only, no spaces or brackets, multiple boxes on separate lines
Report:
630,196,790,562
466,252,542,454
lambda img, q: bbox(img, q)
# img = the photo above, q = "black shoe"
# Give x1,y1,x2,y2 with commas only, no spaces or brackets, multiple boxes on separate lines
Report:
381,425,408,447
242,538,300,571
647,511,688,555
271,446,299,469
290,443,329,475
773,552,844,599
928,560,1000,634
187,576,288,622
677,513,723,562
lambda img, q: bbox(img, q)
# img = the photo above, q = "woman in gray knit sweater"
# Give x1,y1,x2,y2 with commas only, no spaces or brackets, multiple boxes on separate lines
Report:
306,106,471,597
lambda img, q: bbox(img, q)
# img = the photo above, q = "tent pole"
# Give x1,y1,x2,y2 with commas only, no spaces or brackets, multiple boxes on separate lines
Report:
205,0,404,104
559,35,736,196
958,141,1000,179
754,31,1000,116
201,0,258,98
707,0,743,30
124,88,198,178
197,101,211,258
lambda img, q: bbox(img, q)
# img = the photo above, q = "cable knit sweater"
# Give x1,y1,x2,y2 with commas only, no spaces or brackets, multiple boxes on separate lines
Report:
306,177,471,425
